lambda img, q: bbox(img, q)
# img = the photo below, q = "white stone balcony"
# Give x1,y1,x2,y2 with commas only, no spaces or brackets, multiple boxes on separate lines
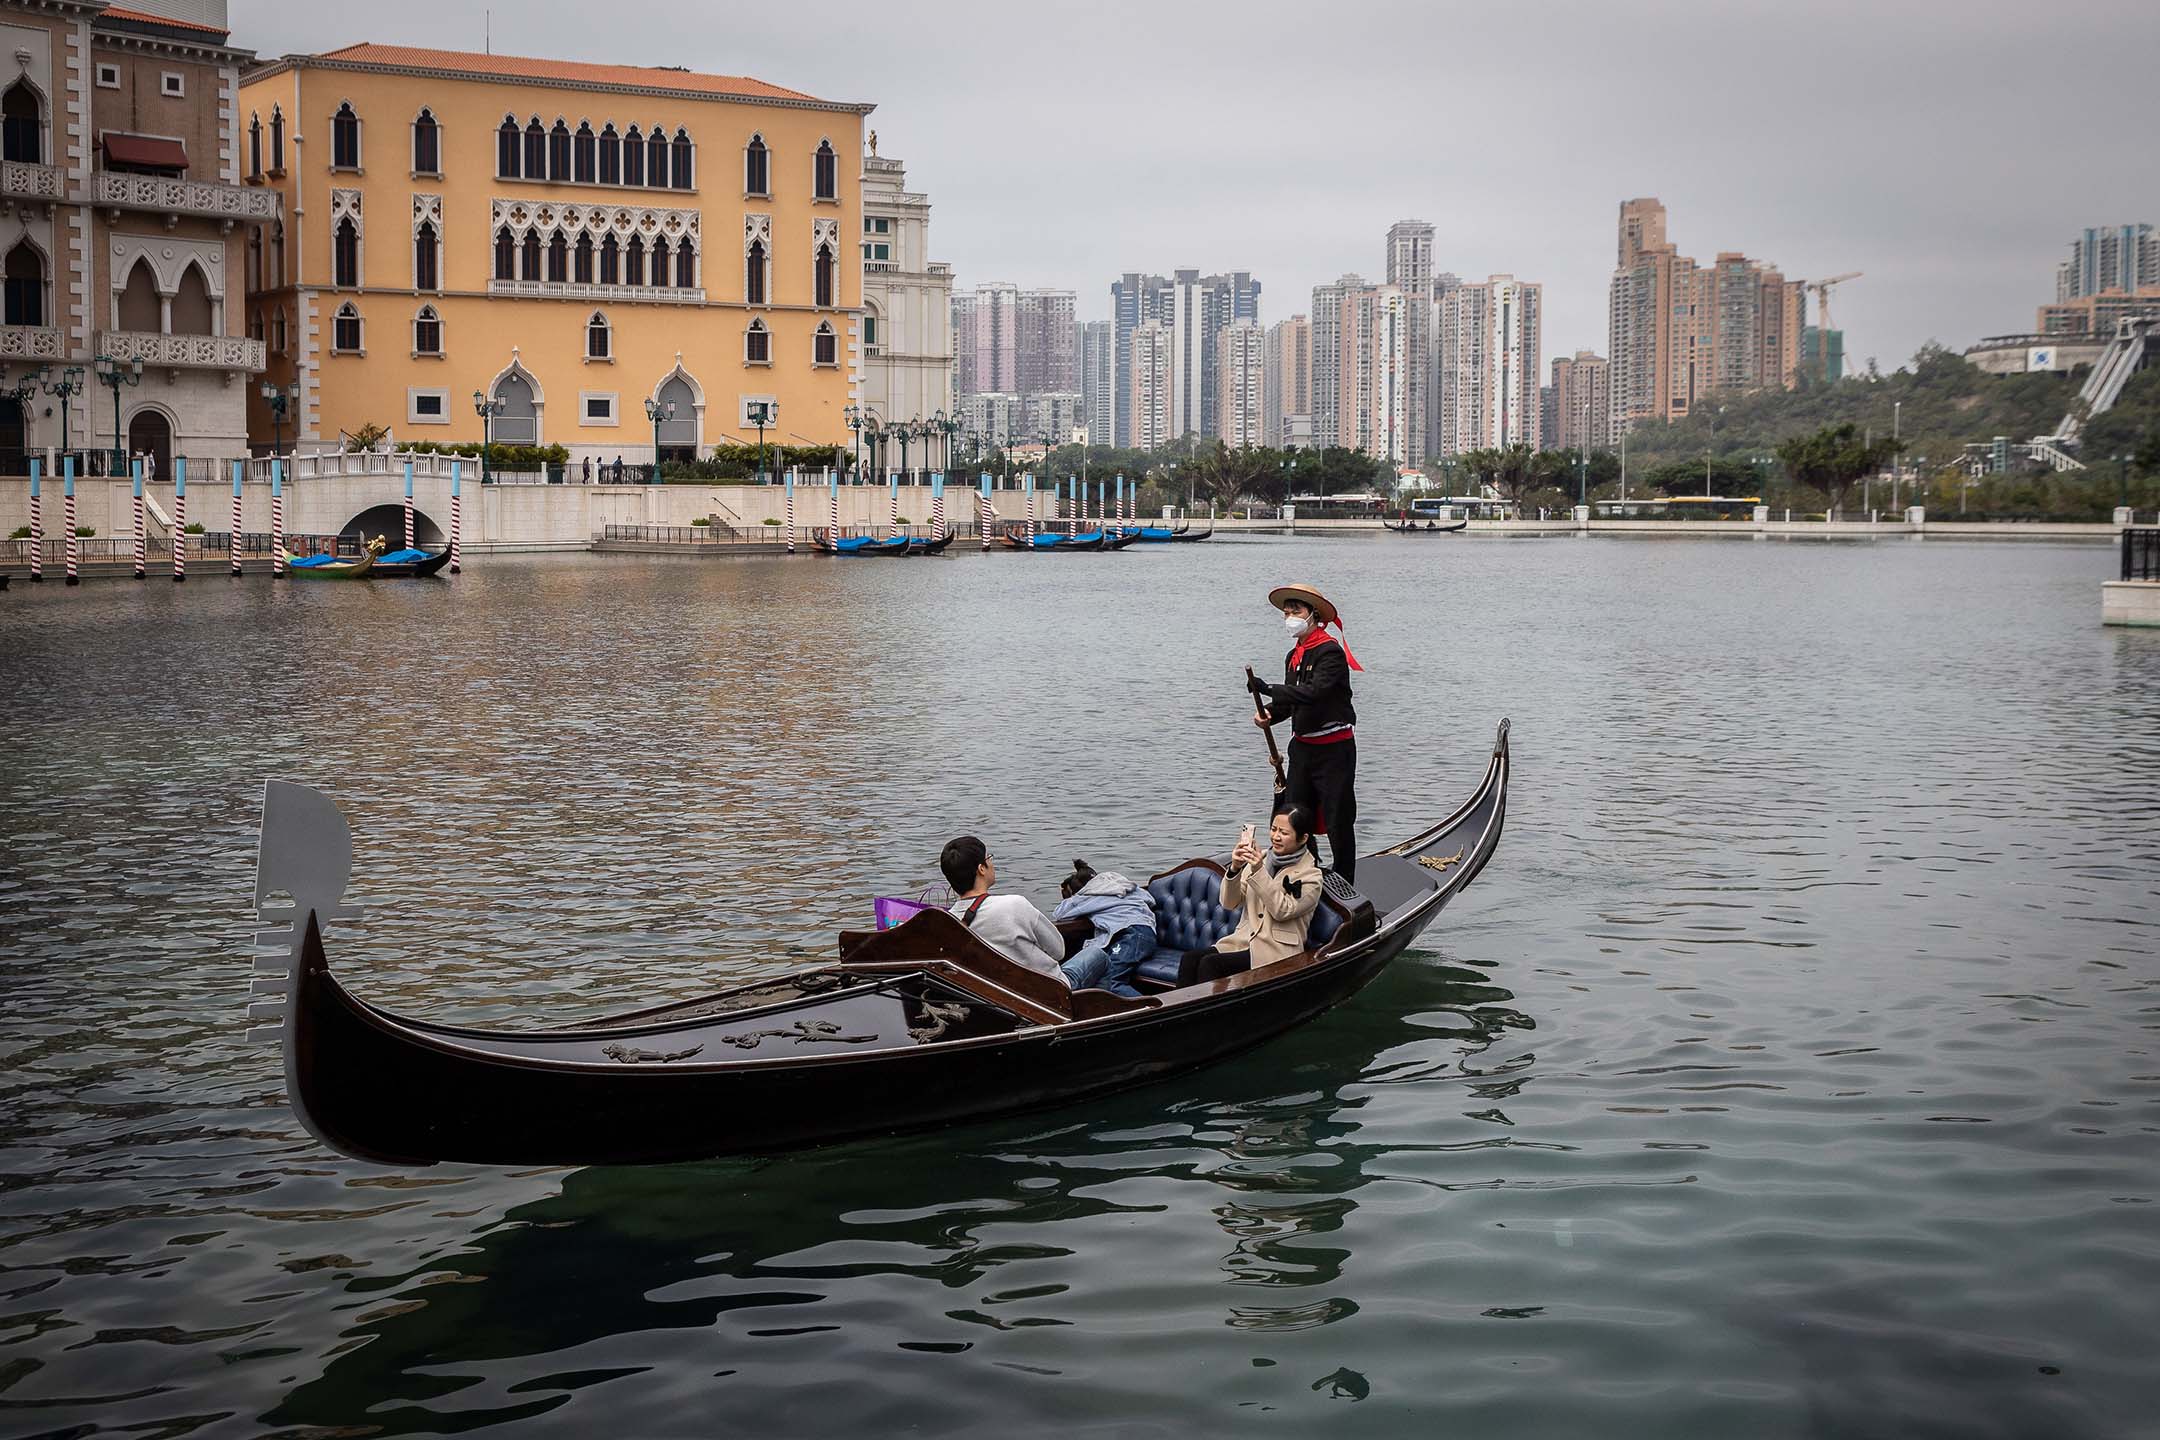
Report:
1,160,66,205
0,324,65,360
91,170,279,225
95,329,266,373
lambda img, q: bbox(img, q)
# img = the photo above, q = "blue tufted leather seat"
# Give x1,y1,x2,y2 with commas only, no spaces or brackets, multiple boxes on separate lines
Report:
1133,860,1367,989
1135,861,1241,986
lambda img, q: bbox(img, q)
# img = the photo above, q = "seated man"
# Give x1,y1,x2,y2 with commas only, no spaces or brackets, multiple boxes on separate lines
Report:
1184,806,1324,983
941,836,1111,991
1050,859,1156,1000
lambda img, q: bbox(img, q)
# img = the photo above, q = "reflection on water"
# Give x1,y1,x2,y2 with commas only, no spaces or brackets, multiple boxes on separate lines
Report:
1,537,2156,1436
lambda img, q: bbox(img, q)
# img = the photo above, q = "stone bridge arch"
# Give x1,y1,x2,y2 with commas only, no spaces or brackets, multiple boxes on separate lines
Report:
340,502,444,547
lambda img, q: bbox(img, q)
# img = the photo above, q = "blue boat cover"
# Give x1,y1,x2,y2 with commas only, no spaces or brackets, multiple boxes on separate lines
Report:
289,554,340,567
378,548,430,563
1140,527,1175,540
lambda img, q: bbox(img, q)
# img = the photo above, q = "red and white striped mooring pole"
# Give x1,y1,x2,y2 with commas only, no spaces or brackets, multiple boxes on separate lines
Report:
131,459,145,579
449,459,462,573
230,460,244,577
172,457,186,581
271,458,285,577
62,455,78,585
26,456,41,582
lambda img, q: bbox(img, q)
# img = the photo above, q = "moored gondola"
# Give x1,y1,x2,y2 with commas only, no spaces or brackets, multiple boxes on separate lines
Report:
247,722,1510,1166
813,530,912,557
1168,521,1214,542
1380,518,1468,534
909,532,955,556
1002,529,1108,552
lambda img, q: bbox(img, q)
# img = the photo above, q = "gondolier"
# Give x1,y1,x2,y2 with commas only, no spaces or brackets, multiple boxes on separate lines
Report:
1248,583,1364,882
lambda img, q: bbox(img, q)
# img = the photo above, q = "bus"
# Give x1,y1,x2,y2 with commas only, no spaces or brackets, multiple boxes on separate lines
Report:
1408,494,1514,520
1593,495,1763,520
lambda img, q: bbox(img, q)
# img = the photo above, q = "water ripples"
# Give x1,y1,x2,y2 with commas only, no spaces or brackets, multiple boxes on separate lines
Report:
1,536,2157,1435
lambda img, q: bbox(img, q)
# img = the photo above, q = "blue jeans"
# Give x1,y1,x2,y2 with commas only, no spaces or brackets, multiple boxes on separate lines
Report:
1062,925,1155,999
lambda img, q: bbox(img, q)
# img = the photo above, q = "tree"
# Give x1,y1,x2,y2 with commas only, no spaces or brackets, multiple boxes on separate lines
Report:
1458,445,1544,512
1178,440,1275,510
1775,423,1902,518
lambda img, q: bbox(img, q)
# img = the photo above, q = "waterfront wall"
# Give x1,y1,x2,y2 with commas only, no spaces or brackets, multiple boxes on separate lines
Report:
2102,581,2160,626
0,477,1055,552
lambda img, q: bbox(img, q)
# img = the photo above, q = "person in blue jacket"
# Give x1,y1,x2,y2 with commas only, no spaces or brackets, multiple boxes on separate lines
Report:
1052,860,1157,999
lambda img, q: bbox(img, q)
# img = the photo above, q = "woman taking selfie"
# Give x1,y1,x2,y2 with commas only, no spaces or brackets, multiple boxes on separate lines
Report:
1183,806,1324,984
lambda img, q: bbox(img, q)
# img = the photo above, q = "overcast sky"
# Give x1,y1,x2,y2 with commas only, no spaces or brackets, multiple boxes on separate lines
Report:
234,0,2158,369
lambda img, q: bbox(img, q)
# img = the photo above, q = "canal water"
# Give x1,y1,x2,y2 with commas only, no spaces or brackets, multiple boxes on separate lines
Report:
2,535,2155,1437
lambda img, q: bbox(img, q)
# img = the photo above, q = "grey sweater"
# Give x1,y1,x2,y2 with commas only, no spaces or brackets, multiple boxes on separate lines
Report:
949,893,1069,983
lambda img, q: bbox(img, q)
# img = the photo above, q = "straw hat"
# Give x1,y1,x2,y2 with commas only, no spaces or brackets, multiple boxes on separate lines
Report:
1268,583,1340,628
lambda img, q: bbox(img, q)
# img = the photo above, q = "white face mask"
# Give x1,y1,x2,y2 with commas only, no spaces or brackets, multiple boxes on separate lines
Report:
1284,613,1312,637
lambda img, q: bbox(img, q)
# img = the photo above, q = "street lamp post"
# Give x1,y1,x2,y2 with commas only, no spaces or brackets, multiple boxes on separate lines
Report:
745,399,776,483
39,364,85,466
843,403,863,481
92,353,143,476
644,396,676,483
860,414,880,485
472,390,506,485
890,420,914,486
259,380,295,462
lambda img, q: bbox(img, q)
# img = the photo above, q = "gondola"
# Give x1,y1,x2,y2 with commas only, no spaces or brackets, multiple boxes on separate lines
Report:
1101,529,1143,551
909,532,955,556
283,536,383,578
245,722,1509,1167
1001,530,1107,552
366,545,455,577
1381,517,1468,534
1168,521,1214,542
813,530,911,557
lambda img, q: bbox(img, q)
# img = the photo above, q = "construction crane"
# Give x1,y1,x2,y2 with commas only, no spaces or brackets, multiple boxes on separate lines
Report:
1804,272,1862,379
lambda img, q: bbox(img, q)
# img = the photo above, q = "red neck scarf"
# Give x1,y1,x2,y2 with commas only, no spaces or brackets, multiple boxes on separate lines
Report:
1291,621,1364,672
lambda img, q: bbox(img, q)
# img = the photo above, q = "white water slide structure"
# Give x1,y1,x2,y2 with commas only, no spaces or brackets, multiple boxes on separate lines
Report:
2026,315,2157,472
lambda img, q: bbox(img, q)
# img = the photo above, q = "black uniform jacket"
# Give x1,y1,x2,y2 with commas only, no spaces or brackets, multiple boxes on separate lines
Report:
1265,635,1356,738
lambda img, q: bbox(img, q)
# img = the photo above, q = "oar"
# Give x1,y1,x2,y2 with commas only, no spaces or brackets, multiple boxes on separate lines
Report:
1245,666,1288,795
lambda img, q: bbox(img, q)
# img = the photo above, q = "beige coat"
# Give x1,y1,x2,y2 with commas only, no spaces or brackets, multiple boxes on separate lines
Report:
1218,850,1325,966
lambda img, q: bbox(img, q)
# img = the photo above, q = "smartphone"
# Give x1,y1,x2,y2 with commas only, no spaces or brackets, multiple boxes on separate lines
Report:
1238,823,1256,850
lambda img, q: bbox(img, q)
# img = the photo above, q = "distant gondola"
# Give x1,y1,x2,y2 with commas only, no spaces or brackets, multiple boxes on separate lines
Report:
910,532,955,556
1381,518,1467,534
1002,530,1107,552
1168,521,1214,542
247,723,1510,1166
813,530,912,557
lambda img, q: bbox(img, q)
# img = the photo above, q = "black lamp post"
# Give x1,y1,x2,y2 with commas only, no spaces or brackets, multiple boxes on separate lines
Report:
860,413,880,484
890,419,914,485
745,399,776,483
929,408,950,473
644,396,676,483
260,379,295,461
39,364,85,466
472,390,505,485
93,353,142,476
843,402,863,481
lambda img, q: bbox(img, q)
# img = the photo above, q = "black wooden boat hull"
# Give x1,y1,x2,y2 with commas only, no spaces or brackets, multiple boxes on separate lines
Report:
1382,520,1468,534
366,548,455,577
813,530,911,556
1168,525,1213,542
910,533,954,555
251,724,1509,1167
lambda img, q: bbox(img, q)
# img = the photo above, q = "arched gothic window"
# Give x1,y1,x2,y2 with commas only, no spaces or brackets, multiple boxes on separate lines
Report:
272,306,287,352
523,117,546,177
645,125,668,187
744,134,768,196
269,106,285,172
247,110,261,178
412,108,440,174
247,225,263,292
331,102,360,169
497,114,520,178
271,222,284,286
745,317,770,365
574,232,594,283
519,230,540,281
494,226,515,280
814,139,837,200
413,303,442,356
413,220,439,291
585,310,610,360
813,320,836,367
549,119,571,180
671,128,693,189
573,122,595,183
3,239,45,326
599,234,619,284
650,236,671,288
745,237,766,306
675,240,695,288
332,301,362,353
3,81,43,165
333,217,359,287
622,126,644,186
598,124,620,184
625,234,645,287
814,242,835,308
546,230,568,283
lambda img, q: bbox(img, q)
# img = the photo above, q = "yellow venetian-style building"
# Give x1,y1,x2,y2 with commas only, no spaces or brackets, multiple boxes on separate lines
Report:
237,44,870,464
